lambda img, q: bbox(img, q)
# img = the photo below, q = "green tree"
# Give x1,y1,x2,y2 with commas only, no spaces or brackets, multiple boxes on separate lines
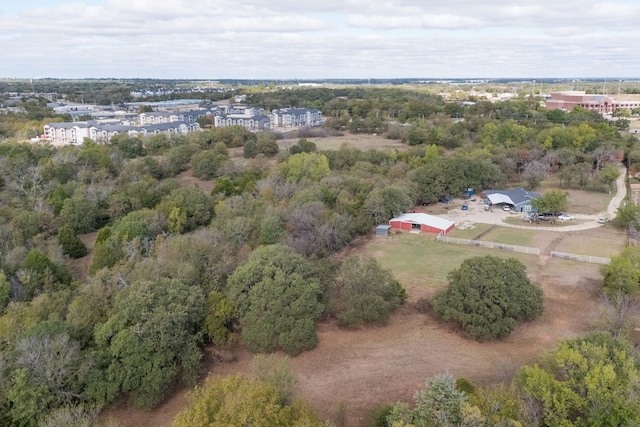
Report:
615,199,640,229
59,194,100,234
329,256,407,328
518,332,640,426
256,131,279,157
92,278,205,408
156,187,213,232
387,373,483,427
433,256,543,341
57,224,88,259
604,246,640,295
0,271,10,312
281,152,330,183
167,206,187,234
596,163,621,194
172,375,321,427
203,291,237,346
191,150,225,180
243,139,258,158
363,185,415,225
532,189,569,221
7,368,52,427
226,245,323,355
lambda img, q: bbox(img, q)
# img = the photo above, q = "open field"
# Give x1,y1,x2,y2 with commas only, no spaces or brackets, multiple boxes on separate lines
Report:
303,134,408,151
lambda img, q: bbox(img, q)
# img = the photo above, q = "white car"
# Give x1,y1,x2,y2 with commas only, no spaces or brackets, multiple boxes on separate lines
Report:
502,205,511,211
558,214,574,221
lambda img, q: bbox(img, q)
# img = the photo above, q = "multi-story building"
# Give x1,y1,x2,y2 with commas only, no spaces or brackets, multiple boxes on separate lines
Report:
545,91,640,114
44,121,199,146
270,108,322,128
213,105,271,130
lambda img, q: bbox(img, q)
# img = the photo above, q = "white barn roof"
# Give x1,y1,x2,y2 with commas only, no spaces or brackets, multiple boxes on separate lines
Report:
486,193,514,205
390,213,454,231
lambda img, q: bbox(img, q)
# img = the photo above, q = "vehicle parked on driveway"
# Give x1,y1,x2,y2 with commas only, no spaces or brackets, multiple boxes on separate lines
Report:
502,205,511,211
597,218,609,224
558,214,574,221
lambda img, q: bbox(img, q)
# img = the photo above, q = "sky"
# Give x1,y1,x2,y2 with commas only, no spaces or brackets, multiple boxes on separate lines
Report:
1,0,640,80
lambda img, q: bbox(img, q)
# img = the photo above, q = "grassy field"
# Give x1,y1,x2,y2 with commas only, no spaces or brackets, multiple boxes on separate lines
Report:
553,230,627,258
364,233,541,291
303,134,408,151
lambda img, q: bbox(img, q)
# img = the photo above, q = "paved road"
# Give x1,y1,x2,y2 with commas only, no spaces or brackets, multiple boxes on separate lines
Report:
439,164,627,232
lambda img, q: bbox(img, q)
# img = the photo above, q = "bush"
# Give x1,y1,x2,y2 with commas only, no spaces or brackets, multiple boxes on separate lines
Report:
433,256,543,341
330,256,407,328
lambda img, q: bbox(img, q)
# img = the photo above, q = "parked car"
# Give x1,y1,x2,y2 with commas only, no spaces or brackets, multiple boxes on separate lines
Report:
597,218,609,224
558,214,574,221
539,211,563,218
438,196,451,204
502,205,511,211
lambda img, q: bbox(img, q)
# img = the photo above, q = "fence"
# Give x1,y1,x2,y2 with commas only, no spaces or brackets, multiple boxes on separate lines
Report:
436,234,540,255
550,251,611,265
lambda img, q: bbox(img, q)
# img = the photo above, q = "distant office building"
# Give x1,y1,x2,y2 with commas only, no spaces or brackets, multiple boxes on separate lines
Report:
545,91,640,114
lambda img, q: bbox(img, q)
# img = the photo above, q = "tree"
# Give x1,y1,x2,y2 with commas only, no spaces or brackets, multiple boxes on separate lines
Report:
243,139,258,158
329,256,407,328
281,152,330,183
191,150,224,179
387,373,483,427
522,159,548,190
517,332,640,426
433,256,543,341
256,131,279,157
203,291,237,346
615,199,640,229
603,246,640,295
92,278,205,408
226,245,323,355
156,187,213,232
362,185,415,225
172,375,321,427
596,163,621,194
57,224,88,259
532,189,569,221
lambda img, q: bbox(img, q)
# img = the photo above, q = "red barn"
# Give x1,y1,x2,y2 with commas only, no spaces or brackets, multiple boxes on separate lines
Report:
389,213,455,234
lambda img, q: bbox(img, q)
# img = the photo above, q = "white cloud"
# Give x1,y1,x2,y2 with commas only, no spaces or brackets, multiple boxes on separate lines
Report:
0,0,639,78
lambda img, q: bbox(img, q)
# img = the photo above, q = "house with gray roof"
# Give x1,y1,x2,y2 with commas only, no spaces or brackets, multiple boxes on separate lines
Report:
484,188,541,213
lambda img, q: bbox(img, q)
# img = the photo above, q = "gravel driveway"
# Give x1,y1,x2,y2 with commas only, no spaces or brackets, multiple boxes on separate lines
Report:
437,164,626,232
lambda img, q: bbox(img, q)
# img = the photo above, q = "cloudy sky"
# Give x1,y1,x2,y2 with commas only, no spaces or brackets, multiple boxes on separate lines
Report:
1,0,639,79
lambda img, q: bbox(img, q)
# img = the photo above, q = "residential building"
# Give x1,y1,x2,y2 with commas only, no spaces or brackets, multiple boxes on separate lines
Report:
270,108,322,128
484,188,541,213
213,105,271,130
44,120,199,146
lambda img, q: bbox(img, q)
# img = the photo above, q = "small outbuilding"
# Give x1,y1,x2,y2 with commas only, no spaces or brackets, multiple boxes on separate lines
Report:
389,213,455,234
375,225,391,237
